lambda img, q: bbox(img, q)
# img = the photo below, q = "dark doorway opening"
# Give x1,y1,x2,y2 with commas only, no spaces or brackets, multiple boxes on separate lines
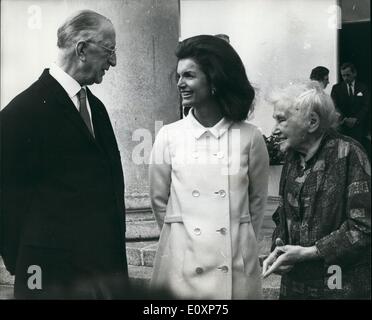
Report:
338,21,371,88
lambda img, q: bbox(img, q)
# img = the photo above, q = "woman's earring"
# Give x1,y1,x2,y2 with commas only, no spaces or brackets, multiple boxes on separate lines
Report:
211,88,216,96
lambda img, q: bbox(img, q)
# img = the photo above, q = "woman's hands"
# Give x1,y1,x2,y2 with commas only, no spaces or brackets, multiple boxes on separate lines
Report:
262,238,320,278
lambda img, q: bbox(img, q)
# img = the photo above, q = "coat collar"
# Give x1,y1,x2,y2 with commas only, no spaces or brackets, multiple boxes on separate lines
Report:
186,108,233,139
49,63,82,100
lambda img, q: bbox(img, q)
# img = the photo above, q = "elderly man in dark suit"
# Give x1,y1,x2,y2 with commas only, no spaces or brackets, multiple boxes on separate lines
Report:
331,62,370,147
1,10,129,299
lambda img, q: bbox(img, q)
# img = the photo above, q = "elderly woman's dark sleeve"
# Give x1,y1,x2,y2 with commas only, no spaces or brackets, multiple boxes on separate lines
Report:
315,145,371,264
270,163,289,252
271,205,283,251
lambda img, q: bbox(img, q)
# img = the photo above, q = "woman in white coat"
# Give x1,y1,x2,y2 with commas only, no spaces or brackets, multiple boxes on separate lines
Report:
149,35,269,299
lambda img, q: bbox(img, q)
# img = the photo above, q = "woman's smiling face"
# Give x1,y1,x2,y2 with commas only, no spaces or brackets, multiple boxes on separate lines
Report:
176,58,212,108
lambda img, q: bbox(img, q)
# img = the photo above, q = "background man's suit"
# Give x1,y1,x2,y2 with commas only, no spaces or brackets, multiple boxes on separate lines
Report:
1,69,128,299
331,80,370,145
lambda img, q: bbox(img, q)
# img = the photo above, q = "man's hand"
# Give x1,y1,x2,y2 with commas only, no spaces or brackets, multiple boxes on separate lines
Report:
262,243,319,278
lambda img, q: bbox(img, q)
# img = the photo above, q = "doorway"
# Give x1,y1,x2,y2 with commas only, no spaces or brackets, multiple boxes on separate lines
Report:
338,21,371,87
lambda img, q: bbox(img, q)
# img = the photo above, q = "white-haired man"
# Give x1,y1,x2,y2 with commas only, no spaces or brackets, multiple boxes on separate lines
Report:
1,10,129,299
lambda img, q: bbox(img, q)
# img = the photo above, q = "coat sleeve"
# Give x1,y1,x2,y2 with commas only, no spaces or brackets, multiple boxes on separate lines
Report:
315,144,371,264
149,126,172,230
248,128,270,237
270,161,289,251
1,96,42,274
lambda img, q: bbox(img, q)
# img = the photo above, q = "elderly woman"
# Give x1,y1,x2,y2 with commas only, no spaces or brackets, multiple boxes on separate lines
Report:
149,35,269,299
263,82,371,299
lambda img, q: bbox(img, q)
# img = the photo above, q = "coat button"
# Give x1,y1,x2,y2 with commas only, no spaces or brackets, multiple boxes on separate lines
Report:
192,190,200,197
216,227,227,235
194,227,201,235
218,265,229,273
195,267,204,274
218,190,226,197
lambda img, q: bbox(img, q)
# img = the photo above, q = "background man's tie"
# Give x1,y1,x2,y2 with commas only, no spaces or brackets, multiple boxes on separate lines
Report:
348,84,353,97
78,88,94,136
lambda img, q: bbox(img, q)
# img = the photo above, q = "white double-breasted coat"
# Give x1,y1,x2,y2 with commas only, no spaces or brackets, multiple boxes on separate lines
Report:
149,110,269,299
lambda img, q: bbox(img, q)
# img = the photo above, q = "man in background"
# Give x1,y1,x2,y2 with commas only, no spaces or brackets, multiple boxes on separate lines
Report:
331,62,370,148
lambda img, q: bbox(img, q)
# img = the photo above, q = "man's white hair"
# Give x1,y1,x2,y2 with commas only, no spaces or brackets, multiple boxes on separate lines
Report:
57,10,112,49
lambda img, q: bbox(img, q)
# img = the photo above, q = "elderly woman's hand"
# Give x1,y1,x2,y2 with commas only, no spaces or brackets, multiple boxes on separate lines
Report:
262,244,319,278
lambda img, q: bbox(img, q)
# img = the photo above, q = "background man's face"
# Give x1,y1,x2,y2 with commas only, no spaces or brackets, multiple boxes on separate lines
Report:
341,67,356,84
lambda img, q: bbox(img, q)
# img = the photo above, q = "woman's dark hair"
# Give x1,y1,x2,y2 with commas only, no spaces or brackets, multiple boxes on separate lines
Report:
175,35,255,121
310,66,329,81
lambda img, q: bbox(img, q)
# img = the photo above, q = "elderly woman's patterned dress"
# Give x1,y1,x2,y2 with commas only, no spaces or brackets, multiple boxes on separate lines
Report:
272,129,371,299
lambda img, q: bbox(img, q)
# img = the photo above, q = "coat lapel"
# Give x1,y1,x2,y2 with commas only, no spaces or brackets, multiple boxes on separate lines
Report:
86,88,113,156
343,82,349,97
354,81,362,96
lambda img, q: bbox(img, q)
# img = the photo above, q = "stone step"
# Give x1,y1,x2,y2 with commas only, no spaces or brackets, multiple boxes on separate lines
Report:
126,218,275,242
124,198,278,241
127,241,158,267
0,285,13,300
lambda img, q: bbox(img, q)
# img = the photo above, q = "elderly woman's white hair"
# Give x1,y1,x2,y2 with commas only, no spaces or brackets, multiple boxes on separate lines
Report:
270,81,340,133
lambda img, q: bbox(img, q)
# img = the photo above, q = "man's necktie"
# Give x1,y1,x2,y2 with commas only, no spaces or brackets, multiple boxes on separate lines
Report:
348,84,353,97
78,88,94,136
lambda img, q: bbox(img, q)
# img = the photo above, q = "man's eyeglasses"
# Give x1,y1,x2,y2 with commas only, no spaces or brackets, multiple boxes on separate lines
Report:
86,41,116,58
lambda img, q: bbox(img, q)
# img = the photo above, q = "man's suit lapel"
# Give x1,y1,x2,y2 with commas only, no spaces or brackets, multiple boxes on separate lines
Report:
88,89,118,161
38,69,102,150
354,81,363,96
342,82,349,97
87,89,126,234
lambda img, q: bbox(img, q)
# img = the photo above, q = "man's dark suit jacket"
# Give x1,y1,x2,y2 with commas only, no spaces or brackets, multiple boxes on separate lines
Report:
331,80,370,143
0,69,128,299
